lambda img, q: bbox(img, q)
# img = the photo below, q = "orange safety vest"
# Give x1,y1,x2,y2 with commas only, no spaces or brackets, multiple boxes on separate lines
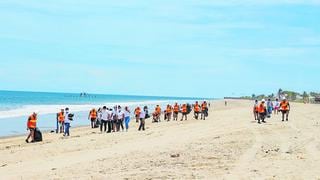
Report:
173,105,179,113
166,106,172,113
258,103,266,113
156,107,161,113
182,105,187,113
135,108,141,115
201,103,207,111
27,115,37,129
90,110,97,119
194,104,200,112
58,112,65,122
280,101,289,110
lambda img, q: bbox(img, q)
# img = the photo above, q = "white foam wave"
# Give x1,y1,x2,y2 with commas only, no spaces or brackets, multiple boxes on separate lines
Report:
0,100,196,119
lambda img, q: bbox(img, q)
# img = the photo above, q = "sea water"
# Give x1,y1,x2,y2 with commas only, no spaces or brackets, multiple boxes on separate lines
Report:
0,90,203,137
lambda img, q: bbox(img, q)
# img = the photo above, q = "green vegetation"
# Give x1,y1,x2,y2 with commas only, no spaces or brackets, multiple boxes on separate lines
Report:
238,89,320,103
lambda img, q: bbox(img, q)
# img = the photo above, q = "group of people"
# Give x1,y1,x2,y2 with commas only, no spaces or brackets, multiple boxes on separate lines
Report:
253,97,290,124
88,106,132,133
25,101,210,143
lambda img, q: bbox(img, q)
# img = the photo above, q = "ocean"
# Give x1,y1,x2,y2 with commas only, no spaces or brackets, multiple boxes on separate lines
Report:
0,90,204,137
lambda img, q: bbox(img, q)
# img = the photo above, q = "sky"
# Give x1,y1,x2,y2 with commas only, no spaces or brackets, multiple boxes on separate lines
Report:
0,0,319,98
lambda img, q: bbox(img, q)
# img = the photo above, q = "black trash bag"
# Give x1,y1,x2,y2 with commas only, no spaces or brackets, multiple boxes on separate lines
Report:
34,128,43,142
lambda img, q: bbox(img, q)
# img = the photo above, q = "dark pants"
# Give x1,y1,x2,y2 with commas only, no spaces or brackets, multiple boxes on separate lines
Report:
138,118,145,131
116,119,124,131
194,112,199,119
100,120,107,132
281,110,289,121
91,118,96,128
201,110,207,120
107,121,112,133
258,113,266,123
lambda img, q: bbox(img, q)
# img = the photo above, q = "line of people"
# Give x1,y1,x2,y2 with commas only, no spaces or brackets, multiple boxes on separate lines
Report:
253,97,290,124
25,101,210,143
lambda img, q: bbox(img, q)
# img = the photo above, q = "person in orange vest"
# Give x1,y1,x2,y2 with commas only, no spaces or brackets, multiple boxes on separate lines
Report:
57,109,65,133
279,97,290,121
88,108,97,128
181,104,188,121
155,105,162,122
258,99,267,124
134,107,141,123
194,101,201,120
26,112,37,143
166,104,173,121
253,100,259,121
173,103,180,121
201,101,208,120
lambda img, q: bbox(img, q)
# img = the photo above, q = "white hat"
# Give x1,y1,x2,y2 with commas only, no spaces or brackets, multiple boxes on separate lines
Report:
282,97,286,100
262,99,265,102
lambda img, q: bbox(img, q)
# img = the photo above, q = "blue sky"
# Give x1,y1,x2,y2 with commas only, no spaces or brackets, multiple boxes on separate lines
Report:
0,0,319,98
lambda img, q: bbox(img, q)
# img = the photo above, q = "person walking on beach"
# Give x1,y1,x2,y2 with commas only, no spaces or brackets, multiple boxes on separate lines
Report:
274,98,280,115
280,97,290,121
173,103,179,121
57,109,65,133
266,99,273,118
155,105,161,122
181,104,188,121
138,106,146,131
194,101,200,120
253,100,259,120
257,100,267,124
64,108,72,136
26,112,37,143
124,106,131,131
100,106,108,133
88,108,97,128
166,104,172,121
201,101,208,120
134,107,141,123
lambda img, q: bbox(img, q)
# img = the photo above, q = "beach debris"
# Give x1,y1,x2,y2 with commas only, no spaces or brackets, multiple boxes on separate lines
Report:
51,168,57,171
1,164,7,168
213,136,220,139
170,154,180,158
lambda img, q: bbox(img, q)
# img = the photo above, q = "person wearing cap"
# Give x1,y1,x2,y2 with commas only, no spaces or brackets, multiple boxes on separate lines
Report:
258,99,267,124
280,97,290,121
26,112,37,143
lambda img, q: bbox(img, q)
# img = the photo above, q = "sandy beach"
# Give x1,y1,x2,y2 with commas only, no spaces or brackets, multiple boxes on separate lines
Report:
1,100,320,179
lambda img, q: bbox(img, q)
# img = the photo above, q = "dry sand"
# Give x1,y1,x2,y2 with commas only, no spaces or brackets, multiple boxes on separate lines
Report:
1,100,320,179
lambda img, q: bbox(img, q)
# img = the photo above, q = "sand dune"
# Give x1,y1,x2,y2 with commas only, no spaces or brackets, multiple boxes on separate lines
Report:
1,100,320,179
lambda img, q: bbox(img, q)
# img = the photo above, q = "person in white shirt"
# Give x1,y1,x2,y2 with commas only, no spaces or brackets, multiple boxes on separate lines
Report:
116,106,125,132
107,108,113,133
64,107,72,136
124,106,131,132
138,107,146,131
100,106,108,133
273,98,280,115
